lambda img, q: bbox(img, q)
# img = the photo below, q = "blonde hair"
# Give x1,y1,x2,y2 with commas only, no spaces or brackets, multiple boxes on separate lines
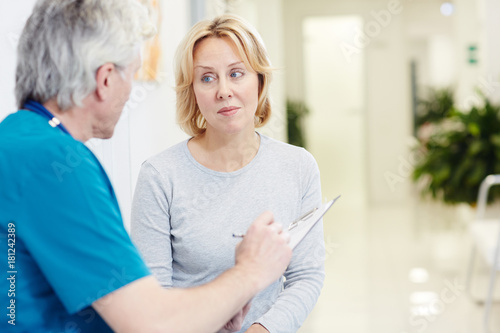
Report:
174,14,273,136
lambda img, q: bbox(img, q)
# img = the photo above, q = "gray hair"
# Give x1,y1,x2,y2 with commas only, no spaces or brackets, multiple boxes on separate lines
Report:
15,0,156,110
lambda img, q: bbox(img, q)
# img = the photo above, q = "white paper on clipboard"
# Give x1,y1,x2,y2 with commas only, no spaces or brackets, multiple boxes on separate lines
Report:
288,195,340,249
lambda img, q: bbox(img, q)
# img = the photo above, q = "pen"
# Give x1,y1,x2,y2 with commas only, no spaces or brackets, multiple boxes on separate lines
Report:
232,207,318,238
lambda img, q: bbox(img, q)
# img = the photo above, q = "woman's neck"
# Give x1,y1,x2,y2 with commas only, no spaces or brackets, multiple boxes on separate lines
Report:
188,129,261,172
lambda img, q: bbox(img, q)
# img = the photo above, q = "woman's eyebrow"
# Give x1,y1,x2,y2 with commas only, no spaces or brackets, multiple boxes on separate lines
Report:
194,61,244,70
194,65,214,70
228,61,244,67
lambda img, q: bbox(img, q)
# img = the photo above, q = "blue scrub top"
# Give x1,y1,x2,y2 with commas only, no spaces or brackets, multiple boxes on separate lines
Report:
0,110,150,332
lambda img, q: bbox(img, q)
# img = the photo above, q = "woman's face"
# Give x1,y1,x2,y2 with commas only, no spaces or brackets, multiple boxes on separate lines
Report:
192,36,259,136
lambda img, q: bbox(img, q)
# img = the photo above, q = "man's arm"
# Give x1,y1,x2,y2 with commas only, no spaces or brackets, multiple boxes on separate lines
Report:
94,211,291,333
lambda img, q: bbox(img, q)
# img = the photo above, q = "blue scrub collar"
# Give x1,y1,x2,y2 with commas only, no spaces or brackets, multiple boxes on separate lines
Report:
23,99,71,135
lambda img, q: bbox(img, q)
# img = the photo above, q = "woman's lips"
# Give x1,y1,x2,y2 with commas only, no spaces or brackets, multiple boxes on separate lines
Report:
218,106,240,116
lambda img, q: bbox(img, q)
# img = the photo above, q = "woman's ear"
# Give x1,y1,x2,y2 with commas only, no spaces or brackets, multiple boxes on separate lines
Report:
95,63,115,101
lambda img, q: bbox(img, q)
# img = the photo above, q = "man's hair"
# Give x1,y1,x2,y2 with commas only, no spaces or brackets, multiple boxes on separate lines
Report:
15,0,156,110
174,14,273,137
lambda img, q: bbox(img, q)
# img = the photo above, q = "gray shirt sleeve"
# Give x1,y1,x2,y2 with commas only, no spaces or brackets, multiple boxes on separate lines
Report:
130,161,173,288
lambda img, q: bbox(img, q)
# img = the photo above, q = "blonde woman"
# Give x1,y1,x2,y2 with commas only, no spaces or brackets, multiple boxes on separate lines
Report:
131,14,325,333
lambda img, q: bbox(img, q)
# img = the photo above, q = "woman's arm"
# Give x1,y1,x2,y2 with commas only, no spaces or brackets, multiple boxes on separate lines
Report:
131,161,174,287
251,150,325,333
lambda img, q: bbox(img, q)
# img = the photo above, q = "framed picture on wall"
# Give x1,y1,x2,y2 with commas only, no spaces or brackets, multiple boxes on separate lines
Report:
135,0,162,81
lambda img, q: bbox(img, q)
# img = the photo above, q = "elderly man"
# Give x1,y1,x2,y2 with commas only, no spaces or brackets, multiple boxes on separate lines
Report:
0,0,291,332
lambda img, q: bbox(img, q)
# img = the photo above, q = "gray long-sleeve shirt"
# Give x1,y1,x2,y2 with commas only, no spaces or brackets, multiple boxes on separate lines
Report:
131,134,325,333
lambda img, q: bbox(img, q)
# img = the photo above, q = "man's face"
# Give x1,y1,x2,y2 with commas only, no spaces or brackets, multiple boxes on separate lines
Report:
93,54,141,139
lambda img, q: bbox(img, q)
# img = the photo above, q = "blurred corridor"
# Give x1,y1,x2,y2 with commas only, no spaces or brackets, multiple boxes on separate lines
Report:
300,191,500,333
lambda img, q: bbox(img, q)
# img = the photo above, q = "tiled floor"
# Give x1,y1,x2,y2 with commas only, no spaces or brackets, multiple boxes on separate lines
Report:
299,194,500,333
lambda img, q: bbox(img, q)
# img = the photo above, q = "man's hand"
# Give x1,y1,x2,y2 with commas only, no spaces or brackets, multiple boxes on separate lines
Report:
235,211,292,292
245,323,269,332
218,302,252,333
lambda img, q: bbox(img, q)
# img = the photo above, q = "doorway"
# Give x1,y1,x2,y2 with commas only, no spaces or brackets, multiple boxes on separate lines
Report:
302,15,367,208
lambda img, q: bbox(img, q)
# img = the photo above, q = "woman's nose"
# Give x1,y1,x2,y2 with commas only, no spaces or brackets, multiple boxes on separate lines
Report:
217,79,233,99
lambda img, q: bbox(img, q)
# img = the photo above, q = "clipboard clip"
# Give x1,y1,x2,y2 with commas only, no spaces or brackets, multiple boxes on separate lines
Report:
233,195,340,239
288,207,318,231
232,207,318,238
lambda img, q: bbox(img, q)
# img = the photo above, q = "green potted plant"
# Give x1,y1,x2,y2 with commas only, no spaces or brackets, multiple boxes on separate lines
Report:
412,95,500,205
287,99,310,148
415,87,455,129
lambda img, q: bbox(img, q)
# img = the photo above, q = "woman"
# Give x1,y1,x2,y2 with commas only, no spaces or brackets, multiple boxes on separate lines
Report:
131,14,325,333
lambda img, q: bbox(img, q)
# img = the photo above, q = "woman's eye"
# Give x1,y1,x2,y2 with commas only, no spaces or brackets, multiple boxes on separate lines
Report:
231,71,243,78
202,76,214,83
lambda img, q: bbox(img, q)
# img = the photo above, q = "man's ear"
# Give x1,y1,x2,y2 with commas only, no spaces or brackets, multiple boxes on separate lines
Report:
95,63,115,101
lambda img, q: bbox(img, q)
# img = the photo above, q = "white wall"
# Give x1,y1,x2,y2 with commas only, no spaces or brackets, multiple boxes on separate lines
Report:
0,1,37,114
427,35,456,88
478,0,500,105
250,0,287,142
365,5,411,205
453,0,484,110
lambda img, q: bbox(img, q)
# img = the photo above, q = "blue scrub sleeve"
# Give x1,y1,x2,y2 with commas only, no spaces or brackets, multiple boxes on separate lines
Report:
18,141,150,314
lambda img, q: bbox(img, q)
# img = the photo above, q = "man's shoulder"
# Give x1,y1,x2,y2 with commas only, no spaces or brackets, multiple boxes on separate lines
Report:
0,110,99,181
0,110,81,153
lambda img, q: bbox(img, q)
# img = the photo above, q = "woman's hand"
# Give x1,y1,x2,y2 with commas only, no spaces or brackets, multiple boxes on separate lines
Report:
218,302,252,333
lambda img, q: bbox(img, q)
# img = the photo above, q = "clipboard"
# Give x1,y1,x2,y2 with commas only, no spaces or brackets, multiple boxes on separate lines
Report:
288,195,340,249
